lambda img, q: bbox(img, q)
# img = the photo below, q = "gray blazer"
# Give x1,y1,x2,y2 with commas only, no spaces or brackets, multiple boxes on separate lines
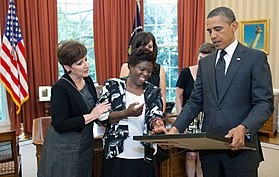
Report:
174,42,274,170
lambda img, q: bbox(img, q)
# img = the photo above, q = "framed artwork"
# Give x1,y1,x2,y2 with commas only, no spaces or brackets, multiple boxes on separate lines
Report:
239,19,270,54
38,86,51,102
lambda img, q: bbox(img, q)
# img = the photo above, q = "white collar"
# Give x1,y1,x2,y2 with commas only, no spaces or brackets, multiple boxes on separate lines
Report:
221,39,238,57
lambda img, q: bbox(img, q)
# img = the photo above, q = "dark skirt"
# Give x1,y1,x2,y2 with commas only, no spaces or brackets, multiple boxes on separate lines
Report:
100,157,157,177
38,125,93,177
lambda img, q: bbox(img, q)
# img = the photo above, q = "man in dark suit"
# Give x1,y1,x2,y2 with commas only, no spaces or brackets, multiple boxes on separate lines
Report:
168,7,274,177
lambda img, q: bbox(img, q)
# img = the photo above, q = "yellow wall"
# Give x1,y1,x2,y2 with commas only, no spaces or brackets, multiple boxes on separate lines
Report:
205,0,279,89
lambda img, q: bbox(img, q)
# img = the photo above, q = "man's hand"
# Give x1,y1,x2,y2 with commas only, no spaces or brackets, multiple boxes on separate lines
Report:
167,126,179,134
225,124,247,150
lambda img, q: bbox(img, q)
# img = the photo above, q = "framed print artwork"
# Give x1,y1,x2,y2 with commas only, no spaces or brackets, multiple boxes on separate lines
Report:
38,86,51,102
239,19,270,54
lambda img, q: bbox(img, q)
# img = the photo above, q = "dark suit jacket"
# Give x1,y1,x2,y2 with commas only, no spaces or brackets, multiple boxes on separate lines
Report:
174,42,274,170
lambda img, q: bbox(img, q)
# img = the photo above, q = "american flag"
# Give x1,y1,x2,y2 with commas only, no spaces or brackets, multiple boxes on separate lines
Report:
0,0,29,114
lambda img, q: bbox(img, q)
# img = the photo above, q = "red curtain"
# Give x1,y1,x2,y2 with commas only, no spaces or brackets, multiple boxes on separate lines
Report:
93,0,138,85
0,0,58,136
177,0,205,71
0,0,204,136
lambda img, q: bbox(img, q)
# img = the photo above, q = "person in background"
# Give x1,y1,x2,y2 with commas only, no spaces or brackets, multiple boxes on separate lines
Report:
168,7,274,177
175,42,216,177
176,42,216,115
38,40,111,177
120,31,167,112
99,47,167,177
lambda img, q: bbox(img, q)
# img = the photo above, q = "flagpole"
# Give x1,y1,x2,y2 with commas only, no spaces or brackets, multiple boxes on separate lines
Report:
135,0,141,35
1,0,29,140
135,0,139,29
128,0,143,54
3,15,29,140
19,120,28,140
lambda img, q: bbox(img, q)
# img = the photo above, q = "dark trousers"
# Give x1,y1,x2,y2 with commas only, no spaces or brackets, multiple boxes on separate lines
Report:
200,151,258,177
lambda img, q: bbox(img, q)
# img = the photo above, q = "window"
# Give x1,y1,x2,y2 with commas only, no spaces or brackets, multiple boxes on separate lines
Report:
1,1,178,120
144,0,178,102
57,0,96,81
0,36,9,124
57,0,178,101
0,84,9,125
0,89,1,120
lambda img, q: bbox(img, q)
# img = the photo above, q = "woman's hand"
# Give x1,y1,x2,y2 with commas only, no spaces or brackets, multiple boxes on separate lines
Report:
125,102,144,117
151,118,167,134
91,102,111,117
84,102,111,124
157,126,179,150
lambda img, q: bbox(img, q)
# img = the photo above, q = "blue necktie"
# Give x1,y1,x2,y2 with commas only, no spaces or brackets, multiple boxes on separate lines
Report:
216,50,227,99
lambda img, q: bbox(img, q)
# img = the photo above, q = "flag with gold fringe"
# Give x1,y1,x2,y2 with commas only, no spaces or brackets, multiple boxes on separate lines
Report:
0,0,29,114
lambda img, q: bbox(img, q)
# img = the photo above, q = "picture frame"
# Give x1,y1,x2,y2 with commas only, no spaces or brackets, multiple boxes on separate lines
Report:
38,86,51,102
239,19,270,54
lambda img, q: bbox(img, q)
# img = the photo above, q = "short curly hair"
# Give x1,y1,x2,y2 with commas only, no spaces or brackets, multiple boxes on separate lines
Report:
128,47,156,69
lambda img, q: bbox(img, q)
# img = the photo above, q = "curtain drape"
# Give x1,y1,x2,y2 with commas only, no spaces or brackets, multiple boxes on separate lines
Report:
0,0,204,135
0,0,58,135
177,0,205,71
93,0,138,85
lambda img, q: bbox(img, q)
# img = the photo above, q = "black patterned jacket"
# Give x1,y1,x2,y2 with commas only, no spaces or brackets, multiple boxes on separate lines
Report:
98,77,164,159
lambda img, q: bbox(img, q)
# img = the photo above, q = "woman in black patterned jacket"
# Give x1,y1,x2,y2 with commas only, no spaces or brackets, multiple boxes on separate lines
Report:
99,48,167,177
